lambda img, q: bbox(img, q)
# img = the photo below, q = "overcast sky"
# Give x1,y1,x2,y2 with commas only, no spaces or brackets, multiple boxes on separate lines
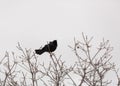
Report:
0,0,120,85
0,0,120,63
0,0,120,59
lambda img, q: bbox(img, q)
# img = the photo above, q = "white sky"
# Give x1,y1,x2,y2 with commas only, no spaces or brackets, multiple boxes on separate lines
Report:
0,0,120,59
0,0,120,84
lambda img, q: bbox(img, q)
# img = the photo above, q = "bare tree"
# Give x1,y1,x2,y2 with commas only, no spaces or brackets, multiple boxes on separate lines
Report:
38,52,75,86
0,33,119,86
0,51,19,86
69,33,114,86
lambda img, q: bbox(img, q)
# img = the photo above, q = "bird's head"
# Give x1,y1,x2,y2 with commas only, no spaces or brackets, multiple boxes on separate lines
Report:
53,40,57,45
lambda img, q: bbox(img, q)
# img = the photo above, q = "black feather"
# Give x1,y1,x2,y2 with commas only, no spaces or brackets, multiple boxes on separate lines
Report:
35,40,57,55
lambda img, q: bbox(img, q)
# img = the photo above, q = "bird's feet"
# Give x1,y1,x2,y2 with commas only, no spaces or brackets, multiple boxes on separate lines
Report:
49,52,54,57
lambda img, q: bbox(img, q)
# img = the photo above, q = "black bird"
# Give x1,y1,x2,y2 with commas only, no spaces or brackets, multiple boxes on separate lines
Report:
35,40,57,55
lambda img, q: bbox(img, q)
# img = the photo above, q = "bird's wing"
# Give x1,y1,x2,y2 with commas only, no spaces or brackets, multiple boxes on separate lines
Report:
49,42,54,47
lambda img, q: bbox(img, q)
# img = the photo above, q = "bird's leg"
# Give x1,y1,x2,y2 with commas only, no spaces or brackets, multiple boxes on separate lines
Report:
49,52,55,57
49,52,53,57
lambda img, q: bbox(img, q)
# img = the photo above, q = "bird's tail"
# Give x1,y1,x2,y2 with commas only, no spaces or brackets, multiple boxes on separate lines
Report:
35,49,45,55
